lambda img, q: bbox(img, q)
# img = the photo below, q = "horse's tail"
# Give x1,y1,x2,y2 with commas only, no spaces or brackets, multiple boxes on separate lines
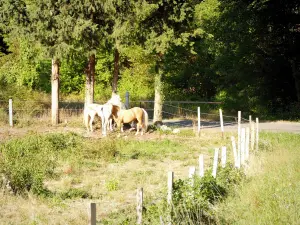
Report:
142,108,149,133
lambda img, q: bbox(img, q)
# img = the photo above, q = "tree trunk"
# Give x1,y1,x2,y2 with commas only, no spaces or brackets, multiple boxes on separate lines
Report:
51,58,60,125
153,68,163,125
112,48,120,93
85,54,95,108
290,59,300,102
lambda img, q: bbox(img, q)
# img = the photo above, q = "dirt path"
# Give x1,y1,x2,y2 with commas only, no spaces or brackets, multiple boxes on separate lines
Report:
0,119,299,143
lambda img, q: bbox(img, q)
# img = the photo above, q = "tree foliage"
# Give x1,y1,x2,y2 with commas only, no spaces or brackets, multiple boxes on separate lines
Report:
0,0,299,118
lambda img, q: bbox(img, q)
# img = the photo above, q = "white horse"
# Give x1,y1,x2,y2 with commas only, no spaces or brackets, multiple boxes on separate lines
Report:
84,93,122,136
84,103,111,136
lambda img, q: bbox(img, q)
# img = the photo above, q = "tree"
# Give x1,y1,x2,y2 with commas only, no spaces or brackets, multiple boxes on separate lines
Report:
135,0,202,124
0,0,104,124
211,0,300,115
68,1,107,107
105,0,138,93
24,0,78,125
62,0,135,105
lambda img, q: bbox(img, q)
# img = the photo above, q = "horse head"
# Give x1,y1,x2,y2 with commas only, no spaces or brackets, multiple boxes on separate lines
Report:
107,92,122,107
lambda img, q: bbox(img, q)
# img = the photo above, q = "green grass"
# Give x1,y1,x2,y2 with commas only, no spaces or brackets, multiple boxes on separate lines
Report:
0,130,299,224
215,132,300,225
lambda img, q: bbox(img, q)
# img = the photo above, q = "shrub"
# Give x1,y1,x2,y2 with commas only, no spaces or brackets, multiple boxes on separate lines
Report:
216,164,245,190
58,188,91,200
141,165,245,225
105,178,120,191
0,133,82,195
83,138,119,161
0,108,7,125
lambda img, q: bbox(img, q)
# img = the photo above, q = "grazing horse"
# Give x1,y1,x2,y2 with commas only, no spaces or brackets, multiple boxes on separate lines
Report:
114,107,149,135
84,103,113,136
84,92,122,136
105,92,123,131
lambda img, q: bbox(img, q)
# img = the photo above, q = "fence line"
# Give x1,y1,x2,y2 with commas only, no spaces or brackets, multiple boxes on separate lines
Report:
2,97,260,223
88,120,259,224
1,99,254,132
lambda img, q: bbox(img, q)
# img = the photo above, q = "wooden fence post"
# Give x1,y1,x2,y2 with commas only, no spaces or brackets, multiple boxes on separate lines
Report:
241,128,245,165
167,171,174,225
212,148,219,178
237,141,241,169
219,109,224,138
237,111,241,158
231,136,238,168
137,188,143,225
199,154,204,177
249,115,252,127
167,171,173,206
89,203,96,225
189,166,196,186
197,107,201,135
9,99,13,127
221,146,227,168
256,118,259,151
251,122,255,151
160,216,165,225
189,166,196,178
245,127,250,160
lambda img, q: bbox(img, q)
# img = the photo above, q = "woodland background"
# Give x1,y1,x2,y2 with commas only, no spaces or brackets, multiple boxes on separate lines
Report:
0,0,299,120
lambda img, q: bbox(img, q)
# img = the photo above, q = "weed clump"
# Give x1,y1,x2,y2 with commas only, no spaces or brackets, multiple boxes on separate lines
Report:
0,133,82,195
139,164,245,224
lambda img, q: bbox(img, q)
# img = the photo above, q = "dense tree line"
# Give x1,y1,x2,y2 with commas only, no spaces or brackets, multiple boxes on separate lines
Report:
0,0,299,121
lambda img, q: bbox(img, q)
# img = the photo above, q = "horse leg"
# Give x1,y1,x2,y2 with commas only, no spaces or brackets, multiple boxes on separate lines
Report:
89,114,95,132
98,113,106,137
117,120,124,133
141,123,144,135
135,122,141,135
102,119,107,137
84,110,91,132
117,116,124,133
85,114,90,132
121,122,124,132
109,118,113,131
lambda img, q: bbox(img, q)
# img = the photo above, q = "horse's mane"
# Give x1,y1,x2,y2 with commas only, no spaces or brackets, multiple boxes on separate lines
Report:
111,105,120,119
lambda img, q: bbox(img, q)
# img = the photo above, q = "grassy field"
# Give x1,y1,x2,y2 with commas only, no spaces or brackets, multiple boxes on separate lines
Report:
215,132,300,225
0,125,299,224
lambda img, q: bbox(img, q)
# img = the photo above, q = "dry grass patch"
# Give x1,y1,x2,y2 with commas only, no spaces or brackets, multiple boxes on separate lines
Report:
0,126,235,224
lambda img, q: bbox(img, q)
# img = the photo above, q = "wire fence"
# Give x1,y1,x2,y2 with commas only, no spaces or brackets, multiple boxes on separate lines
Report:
0,99,248,127
131,100,248,124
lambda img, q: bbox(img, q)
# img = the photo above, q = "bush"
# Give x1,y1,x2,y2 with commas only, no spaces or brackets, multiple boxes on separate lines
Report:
141,165,245,225
58,188,91,200
0,133,82,195
83,138,119,161
0,108,7,125
216,164,245,190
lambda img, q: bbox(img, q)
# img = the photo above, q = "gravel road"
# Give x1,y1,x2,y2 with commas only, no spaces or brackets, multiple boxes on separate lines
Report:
162,119,300,133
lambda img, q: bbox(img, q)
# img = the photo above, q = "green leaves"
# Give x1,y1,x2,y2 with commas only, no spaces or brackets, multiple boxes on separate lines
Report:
0,133,82,195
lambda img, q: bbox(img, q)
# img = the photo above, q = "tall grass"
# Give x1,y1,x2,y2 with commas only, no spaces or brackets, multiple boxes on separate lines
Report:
0,130,299,224
215,132,300,225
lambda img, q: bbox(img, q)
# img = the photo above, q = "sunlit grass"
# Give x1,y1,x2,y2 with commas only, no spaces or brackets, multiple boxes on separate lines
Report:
0,129,298,224
215,132,300,225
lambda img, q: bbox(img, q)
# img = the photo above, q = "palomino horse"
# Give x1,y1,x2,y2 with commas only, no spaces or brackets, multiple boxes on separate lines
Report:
114,107,149,135
84,93,122,136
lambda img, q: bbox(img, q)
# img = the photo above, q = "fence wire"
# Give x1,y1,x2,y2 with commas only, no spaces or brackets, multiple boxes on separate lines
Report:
0,99,250,127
